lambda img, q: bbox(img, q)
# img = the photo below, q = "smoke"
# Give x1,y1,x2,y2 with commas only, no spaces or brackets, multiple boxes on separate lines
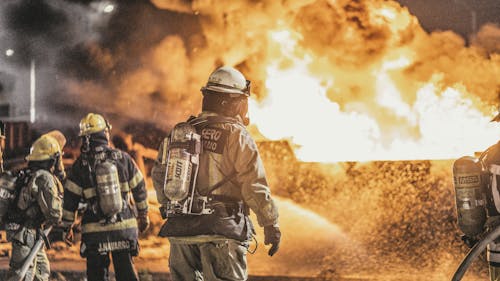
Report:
1,0,109,66
0,0,114,129
472,23,500,55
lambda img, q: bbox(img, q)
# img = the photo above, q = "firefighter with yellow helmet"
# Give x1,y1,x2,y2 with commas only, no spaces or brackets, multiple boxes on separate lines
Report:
5,134,64,281
152,66,281,280
62,113,149,281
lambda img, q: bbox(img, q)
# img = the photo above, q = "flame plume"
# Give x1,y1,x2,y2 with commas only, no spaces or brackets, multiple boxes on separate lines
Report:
61,0,500,162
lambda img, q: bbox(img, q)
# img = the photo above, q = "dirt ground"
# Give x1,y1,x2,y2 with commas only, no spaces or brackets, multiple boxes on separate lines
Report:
0,196,338,280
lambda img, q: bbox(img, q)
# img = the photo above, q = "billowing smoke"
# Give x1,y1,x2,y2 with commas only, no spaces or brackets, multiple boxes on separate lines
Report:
0,0,114,128
472,23,500,55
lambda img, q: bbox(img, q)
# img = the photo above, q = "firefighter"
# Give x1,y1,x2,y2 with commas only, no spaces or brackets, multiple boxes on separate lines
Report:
151,66,281,281
62,113,149,281
454,112,500,281
5,134,64,281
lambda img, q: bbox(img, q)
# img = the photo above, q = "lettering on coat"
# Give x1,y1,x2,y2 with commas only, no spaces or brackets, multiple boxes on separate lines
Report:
201,127,229,154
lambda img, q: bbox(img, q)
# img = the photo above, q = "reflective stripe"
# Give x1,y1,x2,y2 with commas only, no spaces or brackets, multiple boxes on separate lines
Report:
168,235,229,244
63,209,76,221
136,200,148,211
129,172,144,190
489,241,500,263
120,182,130,192
83,188,97,199
82,218,138,233
65,180,83,196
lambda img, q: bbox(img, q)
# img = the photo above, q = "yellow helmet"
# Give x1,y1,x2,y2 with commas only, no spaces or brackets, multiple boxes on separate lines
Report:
79,113,112,136
44,130,67,148
26,135,62,162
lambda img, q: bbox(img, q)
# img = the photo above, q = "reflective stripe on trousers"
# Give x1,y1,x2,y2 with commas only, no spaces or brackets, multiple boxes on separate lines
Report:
489,241,500,266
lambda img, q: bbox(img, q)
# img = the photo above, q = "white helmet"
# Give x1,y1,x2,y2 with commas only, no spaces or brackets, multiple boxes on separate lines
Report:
201,66,250,97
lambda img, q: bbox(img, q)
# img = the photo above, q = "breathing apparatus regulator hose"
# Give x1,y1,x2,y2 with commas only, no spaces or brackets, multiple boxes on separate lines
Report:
452,225,500,281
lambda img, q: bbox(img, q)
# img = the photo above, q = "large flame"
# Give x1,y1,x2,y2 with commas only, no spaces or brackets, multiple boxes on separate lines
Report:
56,0,500,162
249,23,499,162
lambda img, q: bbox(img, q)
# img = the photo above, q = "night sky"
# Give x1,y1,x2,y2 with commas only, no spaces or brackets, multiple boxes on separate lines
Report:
397,0,500,39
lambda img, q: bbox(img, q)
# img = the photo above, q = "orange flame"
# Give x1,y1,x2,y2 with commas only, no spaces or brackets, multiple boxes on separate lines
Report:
249,26,499,162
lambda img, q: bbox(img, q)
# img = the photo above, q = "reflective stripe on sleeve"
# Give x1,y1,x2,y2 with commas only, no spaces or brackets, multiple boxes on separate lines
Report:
65,180,83,196
83,187,97,199
129,172,144,190
62,209,76,221
120,182,130,192
136,200,148,211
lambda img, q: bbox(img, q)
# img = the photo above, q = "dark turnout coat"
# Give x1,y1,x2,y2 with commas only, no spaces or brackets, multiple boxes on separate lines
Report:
63,140,148,252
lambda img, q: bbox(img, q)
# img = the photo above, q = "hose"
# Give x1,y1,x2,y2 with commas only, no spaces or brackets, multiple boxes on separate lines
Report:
452,225,500,281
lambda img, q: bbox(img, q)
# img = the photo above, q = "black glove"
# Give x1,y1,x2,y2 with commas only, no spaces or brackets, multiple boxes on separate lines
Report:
461,235,479,248
137,212,150,233
63,227,74,247
264,225,281,256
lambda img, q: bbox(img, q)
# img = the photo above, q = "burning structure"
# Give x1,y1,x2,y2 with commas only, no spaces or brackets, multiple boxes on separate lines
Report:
0,0,499,280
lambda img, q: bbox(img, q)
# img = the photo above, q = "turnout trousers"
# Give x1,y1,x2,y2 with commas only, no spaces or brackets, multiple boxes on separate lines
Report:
169,239,249,281
6,227,50,281
86,251,139,281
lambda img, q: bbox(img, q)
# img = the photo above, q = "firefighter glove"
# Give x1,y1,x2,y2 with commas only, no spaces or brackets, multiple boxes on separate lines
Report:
138,212,150,233
264,225,281,256
59,220,74,246
63,227,74,247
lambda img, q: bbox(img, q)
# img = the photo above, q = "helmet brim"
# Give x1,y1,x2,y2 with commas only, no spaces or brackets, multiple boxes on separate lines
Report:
201,85,249,97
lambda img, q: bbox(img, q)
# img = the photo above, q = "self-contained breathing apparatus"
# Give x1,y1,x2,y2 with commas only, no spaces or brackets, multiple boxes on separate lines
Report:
160,118,240,218
161,122,210,217
453,156,487,237
452,151,500,280
81,136,123,224
0,171,21,224
0,168,35,228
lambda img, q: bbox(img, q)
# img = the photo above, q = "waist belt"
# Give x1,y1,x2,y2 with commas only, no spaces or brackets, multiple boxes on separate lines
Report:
209,195,249,216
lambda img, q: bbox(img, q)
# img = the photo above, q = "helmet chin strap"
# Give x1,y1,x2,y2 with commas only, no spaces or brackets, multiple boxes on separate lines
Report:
238,98,250,126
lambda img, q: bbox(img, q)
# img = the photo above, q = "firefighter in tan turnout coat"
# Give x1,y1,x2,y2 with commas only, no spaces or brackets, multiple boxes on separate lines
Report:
152,66,281,281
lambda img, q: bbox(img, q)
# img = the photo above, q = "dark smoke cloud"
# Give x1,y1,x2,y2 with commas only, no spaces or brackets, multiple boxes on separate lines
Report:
0,0,114,130
1,0,111,67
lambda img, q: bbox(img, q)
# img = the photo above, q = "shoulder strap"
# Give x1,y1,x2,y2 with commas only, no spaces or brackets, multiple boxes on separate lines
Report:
11,168,30,206
204,171,238,196
188,115,243,131
107,148,122,161
490,164,500,213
